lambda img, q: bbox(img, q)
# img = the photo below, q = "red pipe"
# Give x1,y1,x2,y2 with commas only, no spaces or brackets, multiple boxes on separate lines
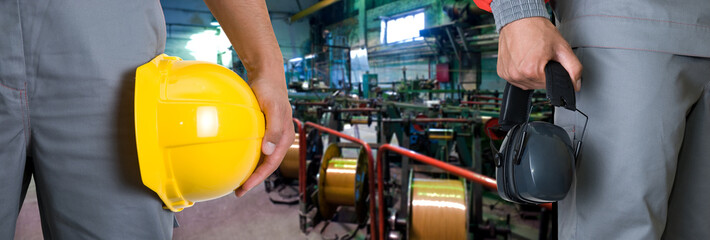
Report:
293,119,307,205
376,144,552,240
304,122,379,240
461,101,501,106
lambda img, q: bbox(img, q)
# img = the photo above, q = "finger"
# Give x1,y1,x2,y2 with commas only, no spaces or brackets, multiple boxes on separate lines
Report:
554,45,583,91
235,156,281,197
261,101,289,155
518,60,546,85
235,125,294,197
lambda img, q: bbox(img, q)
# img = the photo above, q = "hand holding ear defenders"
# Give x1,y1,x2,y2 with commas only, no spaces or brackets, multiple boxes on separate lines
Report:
494,61,588,204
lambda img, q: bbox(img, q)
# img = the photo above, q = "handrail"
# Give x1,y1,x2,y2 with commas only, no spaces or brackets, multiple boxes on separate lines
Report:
304,122,379,240
293,119,307,205
376,144,552,240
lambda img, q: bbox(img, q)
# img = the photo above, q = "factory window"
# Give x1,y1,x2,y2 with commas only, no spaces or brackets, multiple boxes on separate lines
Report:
380,11,425,44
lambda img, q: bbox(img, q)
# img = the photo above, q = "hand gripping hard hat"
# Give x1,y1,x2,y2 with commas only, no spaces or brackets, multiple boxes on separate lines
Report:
135,54,265,212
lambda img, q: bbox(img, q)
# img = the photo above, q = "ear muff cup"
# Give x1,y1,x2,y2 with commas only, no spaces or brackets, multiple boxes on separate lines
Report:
497,122,575,204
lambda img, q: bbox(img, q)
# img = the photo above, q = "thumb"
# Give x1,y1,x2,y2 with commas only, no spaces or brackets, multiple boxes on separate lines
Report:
554,45,583,91
262,122,283,156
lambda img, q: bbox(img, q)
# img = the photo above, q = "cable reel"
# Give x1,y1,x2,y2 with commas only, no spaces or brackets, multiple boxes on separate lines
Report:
389,169,468,240
426,128,455,141
279,133,300,179
409,175,468,239
317,143,370,225
349,115,372,126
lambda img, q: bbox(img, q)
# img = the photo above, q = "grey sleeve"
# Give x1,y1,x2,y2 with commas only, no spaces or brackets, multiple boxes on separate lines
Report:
491,0,550,32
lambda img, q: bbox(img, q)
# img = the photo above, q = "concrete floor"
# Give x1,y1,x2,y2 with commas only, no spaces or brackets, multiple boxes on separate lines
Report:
15,180,41,240
14,179,320,239
13,124,379,240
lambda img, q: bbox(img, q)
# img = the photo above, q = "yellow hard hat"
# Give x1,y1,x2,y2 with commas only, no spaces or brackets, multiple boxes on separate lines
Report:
134,54,265,212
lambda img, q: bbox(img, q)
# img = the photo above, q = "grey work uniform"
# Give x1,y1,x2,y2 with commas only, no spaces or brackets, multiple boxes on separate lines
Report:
0,0,173,239
490,0,710,239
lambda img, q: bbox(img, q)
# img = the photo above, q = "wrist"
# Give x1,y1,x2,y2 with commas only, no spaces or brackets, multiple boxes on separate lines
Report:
245,61,285,83
491,0,550,32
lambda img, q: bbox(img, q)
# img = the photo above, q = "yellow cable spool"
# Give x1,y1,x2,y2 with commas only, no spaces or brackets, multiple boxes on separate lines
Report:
409,178,468,240
427,128,455,140
278,133,300,179
350,116,370,125
317,143,369,224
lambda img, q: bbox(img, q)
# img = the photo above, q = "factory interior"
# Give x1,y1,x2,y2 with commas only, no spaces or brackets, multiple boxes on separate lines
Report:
15,0,564,239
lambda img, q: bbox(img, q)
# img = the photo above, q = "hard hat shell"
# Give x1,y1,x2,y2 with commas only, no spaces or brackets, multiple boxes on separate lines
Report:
135,54,265,212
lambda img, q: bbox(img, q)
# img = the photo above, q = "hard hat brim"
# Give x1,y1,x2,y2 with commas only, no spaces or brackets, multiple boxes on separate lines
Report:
135,54,193,212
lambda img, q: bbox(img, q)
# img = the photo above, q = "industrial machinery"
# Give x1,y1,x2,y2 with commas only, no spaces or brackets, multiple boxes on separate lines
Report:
315,144,370,234
377,144,557,240
296,122,378,239
283,119,557,240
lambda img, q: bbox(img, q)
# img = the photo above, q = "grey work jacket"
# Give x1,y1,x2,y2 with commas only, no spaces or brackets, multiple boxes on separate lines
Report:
491,0,710,58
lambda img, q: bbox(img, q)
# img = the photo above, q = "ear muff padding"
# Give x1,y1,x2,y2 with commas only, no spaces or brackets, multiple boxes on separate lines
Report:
497,124,526,203
505,124,531,203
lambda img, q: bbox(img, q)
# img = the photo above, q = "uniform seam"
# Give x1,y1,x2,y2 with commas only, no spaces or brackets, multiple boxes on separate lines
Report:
19,88,28,145
569,14,710,30
575,45,710,59
24,82,31,145
0,81,23,91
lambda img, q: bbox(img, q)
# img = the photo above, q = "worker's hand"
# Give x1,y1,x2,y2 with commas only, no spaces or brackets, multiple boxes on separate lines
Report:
205,0,294,197
235,77,295,197
497,17,583,91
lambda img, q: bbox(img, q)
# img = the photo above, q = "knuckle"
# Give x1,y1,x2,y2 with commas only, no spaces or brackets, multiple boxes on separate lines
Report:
520,67,537,79
509,71,523,82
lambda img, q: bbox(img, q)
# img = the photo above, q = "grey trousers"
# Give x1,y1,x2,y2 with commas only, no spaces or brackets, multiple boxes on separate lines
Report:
0,0,174,239
556,47,710,239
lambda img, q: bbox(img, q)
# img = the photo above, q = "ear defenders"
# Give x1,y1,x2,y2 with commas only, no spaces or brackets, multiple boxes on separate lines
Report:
493,61,588,204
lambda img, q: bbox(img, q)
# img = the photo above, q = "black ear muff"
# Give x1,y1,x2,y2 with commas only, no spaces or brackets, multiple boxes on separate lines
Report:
495,61,582,204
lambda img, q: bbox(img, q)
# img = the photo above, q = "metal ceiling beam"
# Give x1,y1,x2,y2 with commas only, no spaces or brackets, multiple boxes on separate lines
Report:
289,0,340,23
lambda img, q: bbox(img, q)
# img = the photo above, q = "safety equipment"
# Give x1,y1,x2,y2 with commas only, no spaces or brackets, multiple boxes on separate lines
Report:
493,61,588,204
134,54,265,212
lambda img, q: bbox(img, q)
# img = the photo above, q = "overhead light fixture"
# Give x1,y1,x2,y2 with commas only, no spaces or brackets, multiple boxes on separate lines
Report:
210,21,220,26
